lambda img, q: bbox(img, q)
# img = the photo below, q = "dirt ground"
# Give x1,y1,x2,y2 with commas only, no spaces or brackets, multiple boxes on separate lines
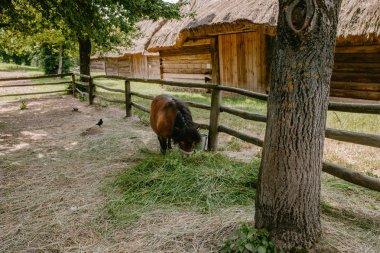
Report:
0,96,160,252
0,94,379,251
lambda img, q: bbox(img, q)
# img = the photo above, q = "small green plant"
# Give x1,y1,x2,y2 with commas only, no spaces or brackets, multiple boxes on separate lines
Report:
20,100,28,110
79,94,87,102
220,223,281,253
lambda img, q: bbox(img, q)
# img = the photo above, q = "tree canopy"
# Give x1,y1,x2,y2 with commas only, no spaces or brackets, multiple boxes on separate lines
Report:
0,0,183,74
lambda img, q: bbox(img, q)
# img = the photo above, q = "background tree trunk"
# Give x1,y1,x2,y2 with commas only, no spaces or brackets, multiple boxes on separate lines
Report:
79,37,91,80
255,0,342,250
57,44,63,75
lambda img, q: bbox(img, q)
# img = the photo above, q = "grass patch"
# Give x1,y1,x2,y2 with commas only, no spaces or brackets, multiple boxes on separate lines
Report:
0,62,43,74
105,151,259,225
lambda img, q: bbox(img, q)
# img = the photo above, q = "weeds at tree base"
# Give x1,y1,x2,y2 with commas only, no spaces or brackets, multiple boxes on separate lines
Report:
220,223,282,253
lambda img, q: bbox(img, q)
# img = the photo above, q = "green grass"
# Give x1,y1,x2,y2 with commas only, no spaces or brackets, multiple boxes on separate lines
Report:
105,150,259,225
0,62,44,75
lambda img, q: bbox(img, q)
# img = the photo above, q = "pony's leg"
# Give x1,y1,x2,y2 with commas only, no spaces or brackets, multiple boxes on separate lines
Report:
167,138,172,149
158,136,168,154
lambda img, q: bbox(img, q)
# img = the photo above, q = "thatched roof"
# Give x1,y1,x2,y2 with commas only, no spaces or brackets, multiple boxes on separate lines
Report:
146,0,380,52
338,0,380,38
147,0,278,52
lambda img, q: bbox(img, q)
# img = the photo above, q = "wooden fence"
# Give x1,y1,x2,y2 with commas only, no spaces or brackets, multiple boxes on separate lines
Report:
0,73,73,98
92,75,380,192
1,73,380,192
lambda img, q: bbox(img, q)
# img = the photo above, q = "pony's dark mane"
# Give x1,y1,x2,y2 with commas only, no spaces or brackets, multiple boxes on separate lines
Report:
171,98,201,145
173,98,195,128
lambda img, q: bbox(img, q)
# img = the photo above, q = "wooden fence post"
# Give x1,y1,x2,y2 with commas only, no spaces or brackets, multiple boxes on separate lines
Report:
125,80,132,117
71,74,76,97
208,36,221,151
208,88,221,151
89,77,94,105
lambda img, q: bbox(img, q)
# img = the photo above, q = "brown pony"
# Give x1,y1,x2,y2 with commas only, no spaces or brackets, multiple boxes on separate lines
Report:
150,94,201,155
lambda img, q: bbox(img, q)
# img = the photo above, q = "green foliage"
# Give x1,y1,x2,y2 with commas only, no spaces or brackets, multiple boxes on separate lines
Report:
220,224,281,253
39,43,74,74
106,151,259,224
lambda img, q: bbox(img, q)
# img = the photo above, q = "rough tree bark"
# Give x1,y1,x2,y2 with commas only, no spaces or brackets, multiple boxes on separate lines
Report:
79,37,91,79
255,0,342,250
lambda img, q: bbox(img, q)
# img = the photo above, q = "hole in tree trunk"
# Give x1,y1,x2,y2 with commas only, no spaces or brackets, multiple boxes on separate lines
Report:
291,1,307,30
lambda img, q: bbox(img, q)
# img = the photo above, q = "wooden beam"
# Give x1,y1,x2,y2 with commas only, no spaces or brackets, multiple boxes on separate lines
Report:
185,101,211,110
131,102,150,113
95,83,125,93
325,128,380,148
217,85,269,101
0,73,72,82
218,125,264,147
131,92,154,100
0,89,68,97
125,80,132,117
322,162,380,192
220,106,267,123
94,93,124,104
328,102,380,114
0,81,69,88
208,88,221,151
75,81,89,87
210,37,221,85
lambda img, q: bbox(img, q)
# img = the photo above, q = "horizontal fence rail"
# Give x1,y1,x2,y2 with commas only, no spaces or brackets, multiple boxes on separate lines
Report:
328,102,380,115
0,89,69,97
74,81,90,87
2,73,378,192
131,102,150,113
0,73,73,82
0,81,69,88
95,83,124,93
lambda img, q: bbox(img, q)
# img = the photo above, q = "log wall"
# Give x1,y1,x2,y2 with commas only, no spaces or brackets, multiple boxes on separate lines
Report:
90,59,105,73
331,44,380,100
103,55,160,79
160,39,212,84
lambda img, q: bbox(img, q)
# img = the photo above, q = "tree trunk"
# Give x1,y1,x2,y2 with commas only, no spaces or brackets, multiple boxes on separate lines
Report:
255,0,342,250
79,37,91,80
57,44,63,75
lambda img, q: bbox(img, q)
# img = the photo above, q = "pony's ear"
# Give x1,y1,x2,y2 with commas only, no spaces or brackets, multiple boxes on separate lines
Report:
193,123,200,129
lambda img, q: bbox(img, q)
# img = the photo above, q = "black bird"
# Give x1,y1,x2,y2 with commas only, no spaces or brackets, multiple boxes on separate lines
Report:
96,119,103,127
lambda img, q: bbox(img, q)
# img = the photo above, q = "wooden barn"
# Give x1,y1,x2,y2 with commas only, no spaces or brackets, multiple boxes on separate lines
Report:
90,20,161,79
332,1,380,100
145,0,379,100
147,0,277,91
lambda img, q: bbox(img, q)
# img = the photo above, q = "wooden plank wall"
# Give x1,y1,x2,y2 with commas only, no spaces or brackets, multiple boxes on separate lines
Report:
118,56,132,77
331,45,380,100
104,55,159,79
218,31,268,93
160,39,212,83
147,56,160,80
105,58,119,76
131,55,147,79
90,59,105,73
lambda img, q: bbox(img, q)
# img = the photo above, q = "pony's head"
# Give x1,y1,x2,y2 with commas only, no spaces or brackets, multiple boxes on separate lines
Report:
172,124,201,154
